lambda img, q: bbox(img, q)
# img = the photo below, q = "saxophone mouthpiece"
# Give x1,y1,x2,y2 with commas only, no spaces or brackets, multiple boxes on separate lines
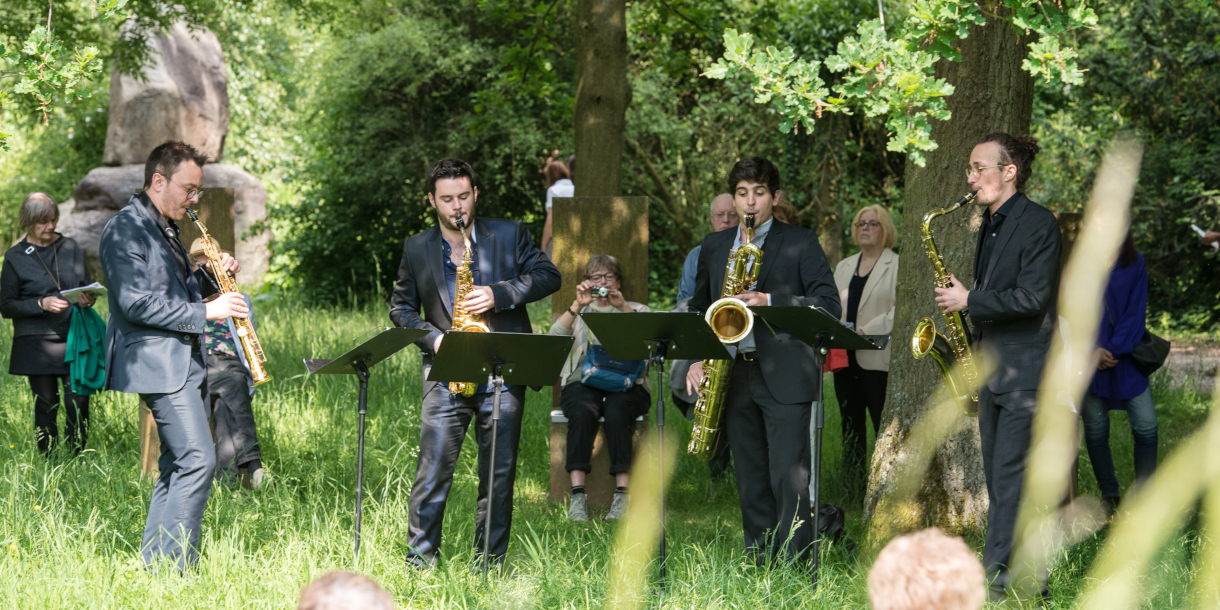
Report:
745,214,755,229
454,215,466,230
187,209,199,221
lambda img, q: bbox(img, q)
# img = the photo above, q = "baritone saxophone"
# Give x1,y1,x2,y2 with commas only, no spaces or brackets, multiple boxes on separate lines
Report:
687,214,762,460
447,216,490,397
186,209,272,387
910,193,980,415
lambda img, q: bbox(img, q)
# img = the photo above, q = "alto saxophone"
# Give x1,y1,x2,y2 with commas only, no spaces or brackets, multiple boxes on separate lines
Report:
910,193,979,415
448,217,490,397
186,209,272,387
688,214,763,460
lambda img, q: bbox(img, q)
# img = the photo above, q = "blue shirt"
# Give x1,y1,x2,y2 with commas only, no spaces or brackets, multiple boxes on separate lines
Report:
440,234,511,393
677,245,701,303
1089,253,1149,401
731,218,772,354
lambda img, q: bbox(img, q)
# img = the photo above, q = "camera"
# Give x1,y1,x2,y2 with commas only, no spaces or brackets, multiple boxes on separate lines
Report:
591,286,610,299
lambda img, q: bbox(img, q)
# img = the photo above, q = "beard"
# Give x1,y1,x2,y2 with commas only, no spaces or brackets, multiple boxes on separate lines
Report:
437,211,473,232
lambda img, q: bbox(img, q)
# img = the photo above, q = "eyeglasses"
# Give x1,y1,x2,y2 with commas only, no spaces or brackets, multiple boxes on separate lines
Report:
167,177,204,200
856,221,881,229
587,273,617,282
965,165,1010,178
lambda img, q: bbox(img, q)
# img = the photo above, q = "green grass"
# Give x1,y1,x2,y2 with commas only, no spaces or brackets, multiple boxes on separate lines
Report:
0,295,1213,608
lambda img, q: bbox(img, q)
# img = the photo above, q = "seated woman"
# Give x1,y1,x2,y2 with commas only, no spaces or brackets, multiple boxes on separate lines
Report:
549,254,650,522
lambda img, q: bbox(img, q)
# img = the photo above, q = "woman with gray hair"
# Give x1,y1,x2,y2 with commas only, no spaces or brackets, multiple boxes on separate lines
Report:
1,193,96,454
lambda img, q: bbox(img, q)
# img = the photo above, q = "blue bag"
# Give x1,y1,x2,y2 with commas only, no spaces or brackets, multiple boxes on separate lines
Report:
580,344,645,392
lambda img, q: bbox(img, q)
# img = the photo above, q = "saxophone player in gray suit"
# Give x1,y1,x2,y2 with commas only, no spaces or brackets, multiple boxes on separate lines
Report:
100,140,249,571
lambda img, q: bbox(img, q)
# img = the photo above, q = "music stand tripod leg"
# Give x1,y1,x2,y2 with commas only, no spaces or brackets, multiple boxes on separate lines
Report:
483,365,505,580
353,359,371,563
810,344,826,589
648,342,668,589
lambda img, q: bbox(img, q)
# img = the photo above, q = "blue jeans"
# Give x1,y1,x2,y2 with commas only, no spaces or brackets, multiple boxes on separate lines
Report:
1080,388,1158,498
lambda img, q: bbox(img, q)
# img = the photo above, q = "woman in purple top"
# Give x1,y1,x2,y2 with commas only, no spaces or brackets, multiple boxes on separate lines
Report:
1082,232,1157,512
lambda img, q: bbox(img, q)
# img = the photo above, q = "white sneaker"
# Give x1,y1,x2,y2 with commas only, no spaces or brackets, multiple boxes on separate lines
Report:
568,493,589,522
604,492,628,522
250,468,268,490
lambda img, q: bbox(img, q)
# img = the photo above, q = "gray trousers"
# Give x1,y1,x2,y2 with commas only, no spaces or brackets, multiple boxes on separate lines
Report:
139,348,215,571
978,387,1038,596
208,352,261,483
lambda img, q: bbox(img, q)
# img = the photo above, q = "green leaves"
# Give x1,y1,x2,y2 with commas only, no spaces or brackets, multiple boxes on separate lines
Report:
703,0,1099,167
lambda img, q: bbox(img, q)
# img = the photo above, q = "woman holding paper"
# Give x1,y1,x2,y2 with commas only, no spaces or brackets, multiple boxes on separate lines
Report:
0,193,96,454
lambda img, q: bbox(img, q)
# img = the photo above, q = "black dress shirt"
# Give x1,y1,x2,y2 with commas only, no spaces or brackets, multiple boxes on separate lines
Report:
139,192,192,282
975,192,1020,287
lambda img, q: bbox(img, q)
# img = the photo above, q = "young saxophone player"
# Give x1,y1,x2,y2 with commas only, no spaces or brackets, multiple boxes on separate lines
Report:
685,157,840,566
390,158,560,569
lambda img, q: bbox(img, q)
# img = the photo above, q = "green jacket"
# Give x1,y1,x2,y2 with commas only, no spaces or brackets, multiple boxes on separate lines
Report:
66,305,106,396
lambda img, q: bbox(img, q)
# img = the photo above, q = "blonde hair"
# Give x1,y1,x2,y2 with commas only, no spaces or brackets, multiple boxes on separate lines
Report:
773,190,800,225
298,571,395,610
868,528,985,610
851,204,897,249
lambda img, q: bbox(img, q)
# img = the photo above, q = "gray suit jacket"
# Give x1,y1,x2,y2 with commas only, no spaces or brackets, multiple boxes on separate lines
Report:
100,195,215,394
967,193,1062,394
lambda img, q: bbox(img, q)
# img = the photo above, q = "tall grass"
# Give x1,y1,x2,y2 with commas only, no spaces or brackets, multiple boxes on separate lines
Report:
0,296,1211,608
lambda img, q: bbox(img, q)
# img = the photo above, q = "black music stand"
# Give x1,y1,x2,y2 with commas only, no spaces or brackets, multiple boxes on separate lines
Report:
304,327,427,563
749,306,882,589
426,331,574,578
581,312,731,589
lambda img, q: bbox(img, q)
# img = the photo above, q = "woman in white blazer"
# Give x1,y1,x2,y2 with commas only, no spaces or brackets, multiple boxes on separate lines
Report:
832,204,898,501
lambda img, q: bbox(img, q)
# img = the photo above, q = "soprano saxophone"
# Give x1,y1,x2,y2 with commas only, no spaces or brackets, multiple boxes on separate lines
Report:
687,214,763,460
447,217,490,397
910,193,979,415
186,209,272,387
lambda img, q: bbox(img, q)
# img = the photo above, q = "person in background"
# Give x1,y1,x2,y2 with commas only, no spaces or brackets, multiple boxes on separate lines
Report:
1081,231,1157,514
868,528,986,610
297,571,396,610
540,158,574,258
1,192,97,454
1202,229,1219,248
832,204,898,503
189,237,267,490
550,254,650,522
670,193,738,478
772,190,800,225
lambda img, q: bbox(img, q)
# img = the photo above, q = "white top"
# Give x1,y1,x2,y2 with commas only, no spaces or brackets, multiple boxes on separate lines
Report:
545,178,575,209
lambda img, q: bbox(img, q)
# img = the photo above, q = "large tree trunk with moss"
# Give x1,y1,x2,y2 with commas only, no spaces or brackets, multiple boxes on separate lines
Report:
864,7,1035,542
573,0,629,197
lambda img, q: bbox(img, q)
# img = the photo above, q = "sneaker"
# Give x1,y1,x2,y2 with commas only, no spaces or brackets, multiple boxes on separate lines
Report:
604,491,628,522
250,468,268,490
568,493,589,522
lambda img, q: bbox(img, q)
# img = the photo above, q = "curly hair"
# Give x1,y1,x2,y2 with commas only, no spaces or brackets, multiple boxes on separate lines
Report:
979,132,1041,191
868,528,985,610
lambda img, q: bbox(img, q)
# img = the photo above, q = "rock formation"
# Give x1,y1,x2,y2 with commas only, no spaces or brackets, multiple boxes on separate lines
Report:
59,20,271,285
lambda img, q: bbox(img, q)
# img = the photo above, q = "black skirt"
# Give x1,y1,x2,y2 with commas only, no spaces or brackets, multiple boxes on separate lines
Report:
9,335,68,376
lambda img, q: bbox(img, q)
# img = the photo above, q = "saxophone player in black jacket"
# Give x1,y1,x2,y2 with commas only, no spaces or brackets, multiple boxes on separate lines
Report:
390,158,560,569
935,133,1061,601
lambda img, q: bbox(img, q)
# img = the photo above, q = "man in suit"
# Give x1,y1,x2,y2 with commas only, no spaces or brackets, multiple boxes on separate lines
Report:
100,140,248,570
935,133,1062,600
685,157,841,565
390,158,560,568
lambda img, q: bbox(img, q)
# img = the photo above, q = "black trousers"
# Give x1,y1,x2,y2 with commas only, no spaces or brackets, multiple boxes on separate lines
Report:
407,384,525,565
978,386,1039,595
832,362,887,497
560,381,650,475
724,358,813,565
207,352,262,484
28,374,89,454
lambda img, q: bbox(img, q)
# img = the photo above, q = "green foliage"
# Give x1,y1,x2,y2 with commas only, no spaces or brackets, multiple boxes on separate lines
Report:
705,0,1096,166
1031,0,1220,332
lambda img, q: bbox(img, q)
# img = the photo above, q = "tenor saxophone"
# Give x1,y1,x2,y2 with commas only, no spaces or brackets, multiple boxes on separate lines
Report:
687,214,763,460
186,209,272,387
447,216,490,397
910,193,979,415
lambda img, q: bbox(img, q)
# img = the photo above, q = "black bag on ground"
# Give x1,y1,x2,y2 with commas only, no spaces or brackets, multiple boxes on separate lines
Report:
815,503,857,554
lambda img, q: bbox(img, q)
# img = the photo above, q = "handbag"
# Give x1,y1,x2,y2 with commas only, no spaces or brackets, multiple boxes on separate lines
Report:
580,344,645,392
822,348,849,373
1105,304,1170,378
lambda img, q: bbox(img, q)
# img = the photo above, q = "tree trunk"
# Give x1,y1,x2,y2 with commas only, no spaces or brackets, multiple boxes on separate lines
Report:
574,0,629,197
813,121,843,268
864,5,1035,542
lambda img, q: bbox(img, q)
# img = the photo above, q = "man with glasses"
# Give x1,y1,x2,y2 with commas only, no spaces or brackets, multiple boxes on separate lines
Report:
390,158,560,569
934,133,1061,602
100,140,248,571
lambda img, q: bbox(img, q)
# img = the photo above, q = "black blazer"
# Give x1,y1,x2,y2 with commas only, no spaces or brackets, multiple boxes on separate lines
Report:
0,234,92,339
967,193,1062,394
690,220,841,404
389,217,561,394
